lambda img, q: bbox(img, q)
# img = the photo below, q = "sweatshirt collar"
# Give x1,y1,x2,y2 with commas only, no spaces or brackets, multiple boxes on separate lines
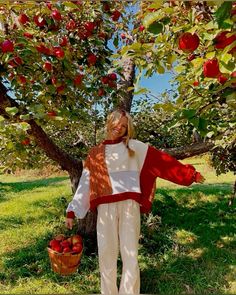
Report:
102,137,124,145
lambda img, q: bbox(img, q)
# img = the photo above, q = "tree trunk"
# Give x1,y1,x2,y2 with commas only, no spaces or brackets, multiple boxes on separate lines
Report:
117,57,135,112
0,81,97,238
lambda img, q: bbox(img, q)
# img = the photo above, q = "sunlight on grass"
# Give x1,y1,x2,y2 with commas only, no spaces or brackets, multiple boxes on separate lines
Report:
175,229,198,245
186,247,206,259
0,155,235,294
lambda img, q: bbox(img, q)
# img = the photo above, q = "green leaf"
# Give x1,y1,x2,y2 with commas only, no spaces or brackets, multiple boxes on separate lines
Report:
206,131,215,138
20,114,30,121
221,52,232,64
206,52,215,59
149,0,163,9
143,11,162,28
6,142,14,149
20,122,30,131
147,21,163,35
156,64,165,74
191,57,204,69
198,117,208,131
5,107,18,116
220,18,234,29
113,35,119,48
189,117,199,128
167,54,177,66
182,109,196,119
174,65,185,73
133,88,149,95
63,1,78,9
214,2,232,28
0,115,5,122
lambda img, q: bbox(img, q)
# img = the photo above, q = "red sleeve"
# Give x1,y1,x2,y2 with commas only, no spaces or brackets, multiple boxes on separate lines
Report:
66,211,75,219
144,146,197,186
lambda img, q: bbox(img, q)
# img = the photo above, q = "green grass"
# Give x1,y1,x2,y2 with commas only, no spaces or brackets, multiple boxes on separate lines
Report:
0,156,235,294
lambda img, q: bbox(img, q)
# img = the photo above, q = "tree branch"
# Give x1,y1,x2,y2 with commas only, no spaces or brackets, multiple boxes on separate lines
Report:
163,141,214,160
0,81,82,178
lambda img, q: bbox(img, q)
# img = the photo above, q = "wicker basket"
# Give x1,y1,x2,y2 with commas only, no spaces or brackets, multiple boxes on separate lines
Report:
47,247,82,276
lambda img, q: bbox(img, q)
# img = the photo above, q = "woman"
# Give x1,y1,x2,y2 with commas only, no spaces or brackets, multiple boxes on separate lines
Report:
66,109,205,295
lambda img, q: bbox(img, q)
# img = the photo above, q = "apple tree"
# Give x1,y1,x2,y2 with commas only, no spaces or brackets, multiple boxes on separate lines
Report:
119,1,235,179
0,0,136,235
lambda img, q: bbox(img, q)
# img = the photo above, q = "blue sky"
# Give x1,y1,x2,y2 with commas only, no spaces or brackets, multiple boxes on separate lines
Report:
137,72,173,96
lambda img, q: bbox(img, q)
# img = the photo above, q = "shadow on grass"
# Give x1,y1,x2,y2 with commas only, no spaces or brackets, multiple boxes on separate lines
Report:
0,176,69,203
140,182,235,294
0,194,99,290
0,182,235,294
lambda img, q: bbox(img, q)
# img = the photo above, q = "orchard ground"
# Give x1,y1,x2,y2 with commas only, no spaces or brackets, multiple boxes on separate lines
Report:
0,154,235,294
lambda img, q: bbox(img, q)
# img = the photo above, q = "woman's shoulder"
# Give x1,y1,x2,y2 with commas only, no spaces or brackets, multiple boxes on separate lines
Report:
129,139,149,151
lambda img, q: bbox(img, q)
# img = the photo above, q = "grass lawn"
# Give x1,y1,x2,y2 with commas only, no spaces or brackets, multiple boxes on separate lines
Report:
0,155,235,294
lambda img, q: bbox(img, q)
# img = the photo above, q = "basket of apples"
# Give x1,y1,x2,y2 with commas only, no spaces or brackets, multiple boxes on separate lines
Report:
47,233,83,275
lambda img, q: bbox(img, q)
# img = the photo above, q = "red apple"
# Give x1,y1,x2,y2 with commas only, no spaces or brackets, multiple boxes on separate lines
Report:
59,36,68,47
84,21,96,32
23,32,33,39
178,32,200,53
52,244,63,253
60,240,71,248
18,13,29,25
51,76,57,86
193,81,199,87
54,234,65,241
121,33,126,39
21,137,30,145
1,40,14,53
43,61,52,71
53,46,65,59
139,25,145,32
108,80,117,88
108,73,117,81
231,71,236,78
203,59,220,78
214,31,236,50
49,239,60,247
14,56,23,65
18,75,27,85
74,74,83,86
72,242,83,253
51,9,62,21
56,85,65,93
101,76,109,84
98,88,105,96
47,110,57,117
111,10,121,21
46,1,52,10
8,72,15,80
63,247,71,253
87,53,97,65
217,74,228,84
36,44,51,55
34,15,46,27
71,235,83,245
66,237,72,245
66,19,77,31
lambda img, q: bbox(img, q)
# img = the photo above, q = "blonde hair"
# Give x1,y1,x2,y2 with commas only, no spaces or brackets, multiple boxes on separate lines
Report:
106,109,135,157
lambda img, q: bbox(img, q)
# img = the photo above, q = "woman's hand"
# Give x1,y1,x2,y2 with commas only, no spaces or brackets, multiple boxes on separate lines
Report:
65,218,74,230
195,172,205,183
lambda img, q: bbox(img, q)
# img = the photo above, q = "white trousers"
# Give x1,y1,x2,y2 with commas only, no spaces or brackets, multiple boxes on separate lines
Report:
97,199,141,295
